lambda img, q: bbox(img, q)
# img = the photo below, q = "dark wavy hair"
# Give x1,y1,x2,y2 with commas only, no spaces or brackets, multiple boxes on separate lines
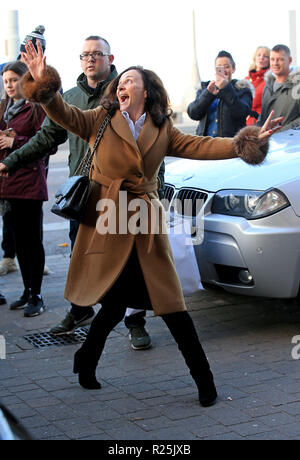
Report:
100,66,173,127
1,60,28,77
1,60,42,126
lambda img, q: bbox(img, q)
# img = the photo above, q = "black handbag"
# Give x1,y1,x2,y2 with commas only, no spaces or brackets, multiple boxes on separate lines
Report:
51,114,111,222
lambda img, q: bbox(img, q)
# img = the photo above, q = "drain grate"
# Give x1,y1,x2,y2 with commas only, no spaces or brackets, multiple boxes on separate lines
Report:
23,327,89,349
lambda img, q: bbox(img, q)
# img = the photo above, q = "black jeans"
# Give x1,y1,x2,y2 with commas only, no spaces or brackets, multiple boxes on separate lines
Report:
124,311,146,329
8,199,45,295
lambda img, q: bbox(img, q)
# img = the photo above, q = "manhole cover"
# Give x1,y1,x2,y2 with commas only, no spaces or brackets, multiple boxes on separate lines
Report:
23,327,89,349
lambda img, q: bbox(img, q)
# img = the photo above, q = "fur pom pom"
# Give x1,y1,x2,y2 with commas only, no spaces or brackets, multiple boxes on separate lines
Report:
233,126,269,165
21,66,61,105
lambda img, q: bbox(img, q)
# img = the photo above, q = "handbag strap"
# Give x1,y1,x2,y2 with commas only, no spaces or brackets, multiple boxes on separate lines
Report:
74,113,111,176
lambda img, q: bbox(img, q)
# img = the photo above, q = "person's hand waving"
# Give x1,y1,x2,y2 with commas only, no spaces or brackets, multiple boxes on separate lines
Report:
21,39,46,81
259,110,284,141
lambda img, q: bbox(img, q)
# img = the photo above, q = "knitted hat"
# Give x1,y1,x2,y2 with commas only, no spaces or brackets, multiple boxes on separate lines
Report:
20,25,46,53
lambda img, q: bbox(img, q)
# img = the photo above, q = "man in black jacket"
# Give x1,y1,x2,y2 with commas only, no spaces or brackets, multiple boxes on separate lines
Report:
2,36,156,349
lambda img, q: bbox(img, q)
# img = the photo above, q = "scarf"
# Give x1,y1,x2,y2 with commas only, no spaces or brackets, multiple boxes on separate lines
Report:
3,98,26,124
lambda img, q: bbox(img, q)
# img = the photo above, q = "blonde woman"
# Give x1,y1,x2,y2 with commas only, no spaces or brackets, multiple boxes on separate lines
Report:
246,46,270,125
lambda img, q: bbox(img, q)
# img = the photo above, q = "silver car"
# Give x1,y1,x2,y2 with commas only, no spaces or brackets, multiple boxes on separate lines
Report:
164,128,300,299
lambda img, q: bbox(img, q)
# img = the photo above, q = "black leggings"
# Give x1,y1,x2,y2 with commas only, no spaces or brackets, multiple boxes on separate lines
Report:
1,211,16,259
8,199,45,295
80,293,211,381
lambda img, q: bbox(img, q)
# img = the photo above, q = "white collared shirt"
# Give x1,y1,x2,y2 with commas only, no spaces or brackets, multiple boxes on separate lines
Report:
122,111,146,141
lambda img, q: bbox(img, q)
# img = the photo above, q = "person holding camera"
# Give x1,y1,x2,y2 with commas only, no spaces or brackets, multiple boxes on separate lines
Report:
187,50,253,138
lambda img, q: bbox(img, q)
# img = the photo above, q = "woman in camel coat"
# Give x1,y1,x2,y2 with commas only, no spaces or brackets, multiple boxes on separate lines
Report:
17,41,282,407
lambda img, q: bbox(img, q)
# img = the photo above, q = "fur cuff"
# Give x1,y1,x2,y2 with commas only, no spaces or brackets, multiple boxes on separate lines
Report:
233,126,269,165
21,66,61,104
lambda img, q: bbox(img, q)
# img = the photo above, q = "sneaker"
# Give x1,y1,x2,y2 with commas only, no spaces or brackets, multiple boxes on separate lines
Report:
10,289,31,310
0,292,6,305
129,326,152,350
49,310,94,335
0,258,18,276
24,295,45,317
43,265,51,275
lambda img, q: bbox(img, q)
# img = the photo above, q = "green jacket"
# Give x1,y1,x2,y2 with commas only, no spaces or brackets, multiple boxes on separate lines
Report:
3,65,118,176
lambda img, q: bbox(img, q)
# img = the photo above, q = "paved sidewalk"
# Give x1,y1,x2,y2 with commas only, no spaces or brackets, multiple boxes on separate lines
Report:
1,250,300,440
1,138,300,441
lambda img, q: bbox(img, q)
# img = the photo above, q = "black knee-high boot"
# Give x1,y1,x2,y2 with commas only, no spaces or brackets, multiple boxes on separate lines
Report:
161,311,217,407
73,301,127,389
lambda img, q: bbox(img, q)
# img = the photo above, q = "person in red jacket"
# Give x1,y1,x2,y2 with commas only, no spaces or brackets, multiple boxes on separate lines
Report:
246,46,270,125
0,61,48,317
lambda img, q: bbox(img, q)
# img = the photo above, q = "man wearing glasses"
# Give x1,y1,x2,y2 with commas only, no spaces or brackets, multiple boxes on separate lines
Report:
2,36,153,350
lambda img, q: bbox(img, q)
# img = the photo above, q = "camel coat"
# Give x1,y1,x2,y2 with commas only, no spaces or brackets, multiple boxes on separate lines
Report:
42,92,236,315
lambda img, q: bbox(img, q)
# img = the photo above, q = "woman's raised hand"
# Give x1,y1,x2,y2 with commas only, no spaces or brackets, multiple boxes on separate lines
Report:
259,110,284,141
21,40,46,81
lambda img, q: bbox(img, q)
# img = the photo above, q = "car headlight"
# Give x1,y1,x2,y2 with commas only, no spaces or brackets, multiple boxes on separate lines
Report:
211,188,290,219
